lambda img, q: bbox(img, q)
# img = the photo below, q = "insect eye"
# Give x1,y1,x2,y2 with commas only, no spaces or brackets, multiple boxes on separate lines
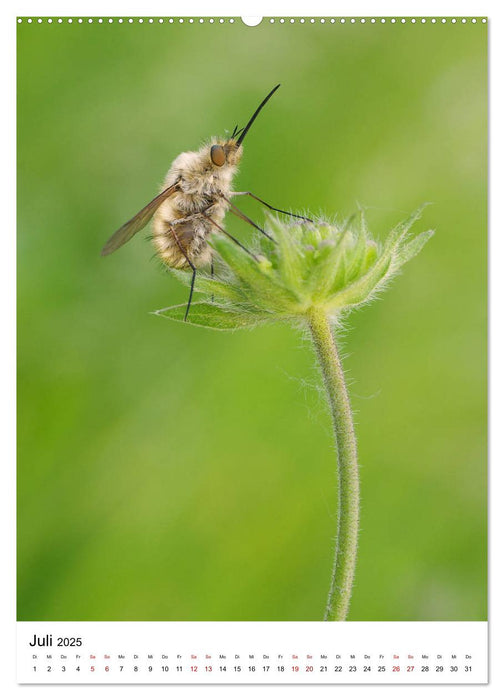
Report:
210,144,226,167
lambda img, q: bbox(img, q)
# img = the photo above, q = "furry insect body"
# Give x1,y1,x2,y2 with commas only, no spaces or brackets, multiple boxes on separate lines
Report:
152,139,242,269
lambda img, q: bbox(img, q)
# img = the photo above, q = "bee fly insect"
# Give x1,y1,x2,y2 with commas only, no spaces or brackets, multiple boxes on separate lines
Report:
101,84,312,320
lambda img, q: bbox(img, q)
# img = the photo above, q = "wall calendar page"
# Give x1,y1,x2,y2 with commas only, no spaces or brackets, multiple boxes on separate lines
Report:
16,9,488,689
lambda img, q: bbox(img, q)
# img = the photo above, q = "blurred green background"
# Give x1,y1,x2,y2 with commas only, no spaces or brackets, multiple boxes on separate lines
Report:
17,18,486,621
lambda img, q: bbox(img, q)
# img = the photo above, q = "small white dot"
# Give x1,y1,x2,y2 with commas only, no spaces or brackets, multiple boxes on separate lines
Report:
320,18,325,23
209,18,214,23
98,18,103,23
421,18,426,23
471,18,477,23
451,18,457,23
179,18,184,23
17,18,22,23
411,18,416,23
27,18,32,23
350,18,356,23
199,18,204,23
78,18,83,24
280,18,285,24
148,18,153,23
189,18,194,23
431,18,436,23
482,18,487,23
340,18,345,24
300,18,305,23
158,18,164,23
88,18,93,23
361,18,366,23
371,18,376,23
108,18,113,23
48,18,53,23
37,18,42,23
270,18,274,23
229,18,234,23
128,18,133,24
58,18,63,23
401,18,406,23
219,18,224,23
290,18,295,23
330,18,335,24
310,18,315,23
169,18,173,23
381,18,386,23
391,18,396,24
442,18,447,23
118,18,123,24
462,18,467,23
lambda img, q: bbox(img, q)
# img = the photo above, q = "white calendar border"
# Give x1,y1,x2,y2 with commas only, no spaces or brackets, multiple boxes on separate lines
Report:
4,0,502,697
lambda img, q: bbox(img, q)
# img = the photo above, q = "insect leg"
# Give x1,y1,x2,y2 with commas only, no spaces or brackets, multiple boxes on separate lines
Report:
230,191,313,223
169,226,197,322
204,214,259,260
221,196,275,242
185,267,197,322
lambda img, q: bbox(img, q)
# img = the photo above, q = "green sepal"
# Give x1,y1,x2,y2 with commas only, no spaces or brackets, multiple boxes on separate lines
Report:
210,234,299,310
384,203,431,252
345,210,369,283
310,230,351,300
269,219,306,291
393,229,434,268
327,253,391,310
359,241,379,276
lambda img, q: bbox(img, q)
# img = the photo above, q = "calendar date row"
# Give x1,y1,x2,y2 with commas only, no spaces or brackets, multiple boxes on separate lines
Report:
32,663,474,674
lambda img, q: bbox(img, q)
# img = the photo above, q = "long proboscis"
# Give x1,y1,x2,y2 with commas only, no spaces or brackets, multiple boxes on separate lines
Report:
236,84,281,146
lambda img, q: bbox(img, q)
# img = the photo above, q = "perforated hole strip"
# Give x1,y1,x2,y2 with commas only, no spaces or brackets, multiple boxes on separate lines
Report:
16,16,488,25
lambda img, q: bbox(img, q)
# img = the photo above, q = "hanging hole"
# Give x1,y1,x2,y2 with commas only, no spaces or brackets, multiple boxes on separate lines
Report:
241,16,262,27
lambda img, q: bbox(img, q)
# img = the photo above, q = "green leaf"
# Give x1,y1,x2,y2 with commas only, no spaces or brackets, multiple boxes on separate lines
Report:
153,302,270,331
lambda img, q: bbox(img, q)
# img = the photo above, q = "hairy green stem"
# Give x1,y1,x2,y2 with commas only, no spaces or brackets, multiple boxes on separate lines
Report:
308,309,359,621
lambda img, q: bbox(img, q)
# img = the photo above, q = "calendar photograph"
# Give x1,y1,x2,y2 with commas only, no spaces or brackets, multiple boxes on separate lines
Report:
17,14,487,684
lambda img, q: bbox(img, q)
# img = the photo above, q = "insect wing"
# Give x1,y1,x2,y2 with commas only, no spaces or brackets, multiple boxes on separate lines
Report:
101,182,179,256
